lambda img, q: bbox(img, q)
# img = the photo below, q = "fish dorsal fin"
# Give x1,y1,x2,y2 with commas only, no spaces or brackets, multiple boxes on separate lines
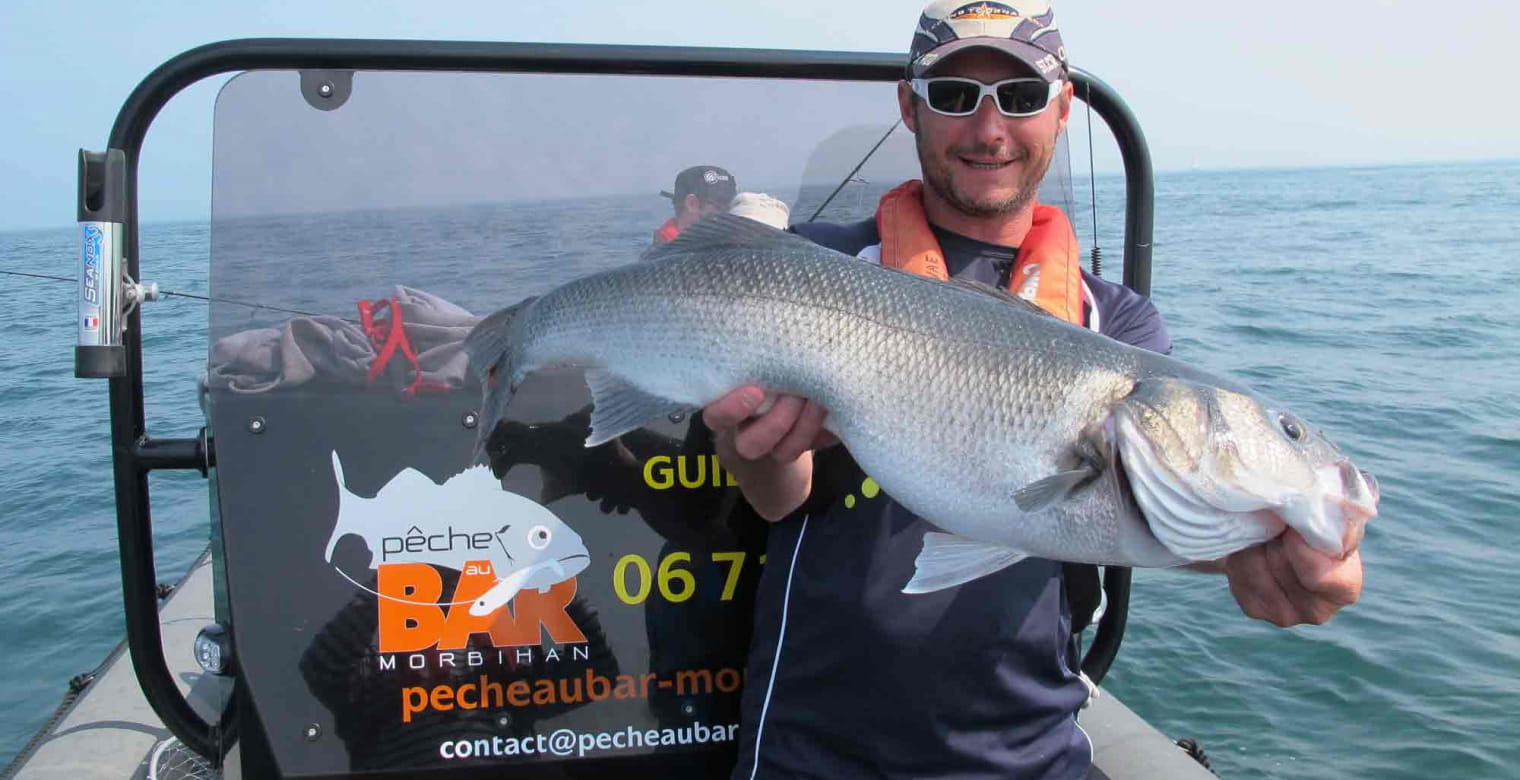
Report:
944,277,1060,318
639,213,817,262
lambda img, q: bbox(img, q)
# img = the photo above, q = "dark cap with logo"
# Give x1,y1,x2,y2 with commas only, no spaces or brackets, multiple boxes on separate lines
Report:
660,165,738,207
908,0,1069,82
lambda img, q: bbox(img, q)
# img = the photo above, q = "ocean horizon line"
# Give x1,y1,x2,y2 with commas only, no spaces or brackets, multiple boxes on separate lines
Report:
1,155,1515,236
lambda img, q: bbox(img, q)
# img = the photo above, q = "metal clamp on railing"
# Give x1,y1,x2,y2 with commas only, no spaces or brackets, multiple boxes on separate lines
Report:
123,272,160,315
76,149,143,378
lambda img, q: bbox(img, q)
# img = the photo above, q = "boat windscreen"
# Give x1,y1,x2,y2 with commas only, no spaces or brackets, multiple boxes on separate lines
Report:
202,67,1073,777
208,69,1074,340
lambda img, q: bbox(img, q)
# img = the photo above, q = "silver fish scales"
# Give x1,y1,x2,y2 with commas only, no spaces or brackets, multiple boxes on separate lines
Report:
466,215,1376,592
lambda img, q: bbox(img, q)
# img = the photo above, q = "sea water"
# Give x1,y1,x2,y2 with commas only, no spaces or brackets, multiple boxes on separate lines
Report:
2,159,1517,778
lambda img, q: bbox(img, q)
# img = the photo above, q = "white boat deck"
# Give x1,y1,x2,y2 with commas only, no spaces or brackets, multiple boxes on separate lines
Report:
8,553,229,780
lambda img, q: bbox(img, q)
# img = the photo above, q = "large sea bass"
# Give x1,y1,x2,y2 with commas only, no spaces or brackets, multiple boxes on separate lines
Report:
464,215,1377,592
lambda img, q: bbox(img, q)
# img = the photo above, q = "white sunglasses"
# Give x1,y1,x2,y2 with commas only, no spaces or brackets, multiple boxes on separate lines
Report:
909,77,1064,118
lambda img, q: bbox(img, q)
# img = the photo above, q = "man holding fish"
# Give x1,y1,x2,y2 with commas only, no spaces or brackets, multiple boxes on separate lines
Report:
465,1,1374,777
694,1,1367,777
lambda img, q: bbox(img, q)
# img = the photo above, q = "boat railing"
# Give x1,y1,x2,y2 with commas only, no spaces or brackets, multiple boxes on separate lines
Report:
74,39,1155,765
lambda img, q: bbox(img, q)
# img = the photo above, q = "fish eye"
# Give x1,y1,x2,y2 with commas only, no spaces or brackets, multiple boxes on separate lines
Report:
528,525,552,550
1279,414,1305,442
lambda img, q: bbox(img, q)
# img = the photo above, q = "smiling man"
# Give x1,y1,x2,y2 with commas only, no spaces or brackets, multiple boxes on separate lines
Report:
701,1,1364,778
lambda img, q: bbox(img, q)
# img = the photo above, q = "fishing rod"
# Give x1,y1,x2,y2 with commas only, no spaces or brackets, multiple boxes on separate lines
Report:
806,119,902,223
2,268,337,320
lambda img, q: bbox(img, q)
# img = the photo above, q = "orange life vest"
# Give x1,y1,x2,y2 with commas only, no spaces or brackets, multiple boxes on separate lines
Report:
653,218,681,245
874,180,1085,325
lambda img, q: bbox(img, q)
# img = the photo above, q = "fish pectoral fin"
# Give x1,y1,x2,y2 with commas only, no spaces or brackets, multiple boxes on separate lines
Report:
583,369,688,447
1013,466,1099,512
903,532,1029,594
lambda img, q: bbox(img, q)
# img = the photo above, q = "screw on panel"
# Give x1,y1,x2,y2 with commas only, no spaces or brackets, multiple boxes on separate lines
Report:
304,723,322,741
680,701,696,717
668,411,688,423
462,411,479,429
300,70,352,111
497,714,512,728
247,417,266,434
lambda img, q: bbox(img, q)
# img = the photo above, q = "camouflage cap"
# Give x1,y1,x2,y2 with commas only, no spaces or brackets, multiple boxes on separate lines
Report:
908,0,1069,82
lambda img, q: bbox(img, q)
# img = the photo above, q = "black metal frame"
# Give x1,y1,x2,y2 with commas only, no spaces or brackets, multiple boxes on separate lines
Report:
93,37,1155,764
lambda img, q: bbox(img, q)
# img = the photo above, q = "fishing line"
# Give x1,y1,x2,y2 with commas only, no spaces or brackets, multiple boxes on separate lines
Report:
807,119,902,223
8,267,492,604
4,270,77,283
2,268,336,320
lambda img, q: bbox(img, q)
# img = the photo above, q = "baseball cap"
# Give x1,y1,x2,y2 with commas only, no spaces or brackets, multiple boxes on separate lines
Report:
660,165,738,206
908,0,1069,82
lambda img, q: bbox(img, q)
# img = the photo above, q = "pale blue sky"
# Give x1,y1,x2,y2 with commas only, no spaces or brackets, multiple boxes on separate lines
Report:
1,0,1515,230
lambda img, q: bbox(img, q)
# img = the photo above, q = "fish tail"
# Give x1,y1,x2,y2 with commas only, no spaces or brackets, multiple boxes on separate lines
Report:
463,297,538,464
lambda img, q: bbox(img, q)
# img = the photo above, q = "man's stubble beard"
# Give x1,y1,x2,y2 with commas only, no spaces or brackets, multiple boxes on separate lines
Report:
914,114,1046,220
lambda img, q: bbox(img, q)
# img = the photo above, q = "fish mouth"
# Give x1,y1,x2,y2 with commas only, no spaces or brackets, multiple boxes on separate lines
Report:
541,553,591,582
1268,459,1377,558
1359,469,1380,503
1346,466,1379,519
552,552,593,583
1319,462,1377,556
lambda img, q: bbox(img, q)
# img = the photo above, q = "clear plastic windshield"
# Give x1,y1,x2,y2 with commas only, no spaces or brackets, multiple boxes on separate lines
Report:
205,67,1075,776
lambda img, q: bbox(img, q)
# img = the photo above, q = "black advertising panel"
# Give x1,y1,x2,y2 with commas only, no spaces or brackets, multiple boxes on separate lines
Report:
206,68,918,776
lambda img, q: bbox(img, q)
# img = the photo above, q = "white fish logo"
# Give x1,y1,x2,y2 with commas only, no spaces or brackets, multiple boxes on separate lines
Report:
323,452,590,616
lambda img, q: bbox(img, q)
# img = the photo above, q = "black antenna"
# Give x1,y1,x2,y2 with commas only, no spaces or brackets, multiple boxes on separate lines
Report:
807,119,901,222
1085,82,1103,277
